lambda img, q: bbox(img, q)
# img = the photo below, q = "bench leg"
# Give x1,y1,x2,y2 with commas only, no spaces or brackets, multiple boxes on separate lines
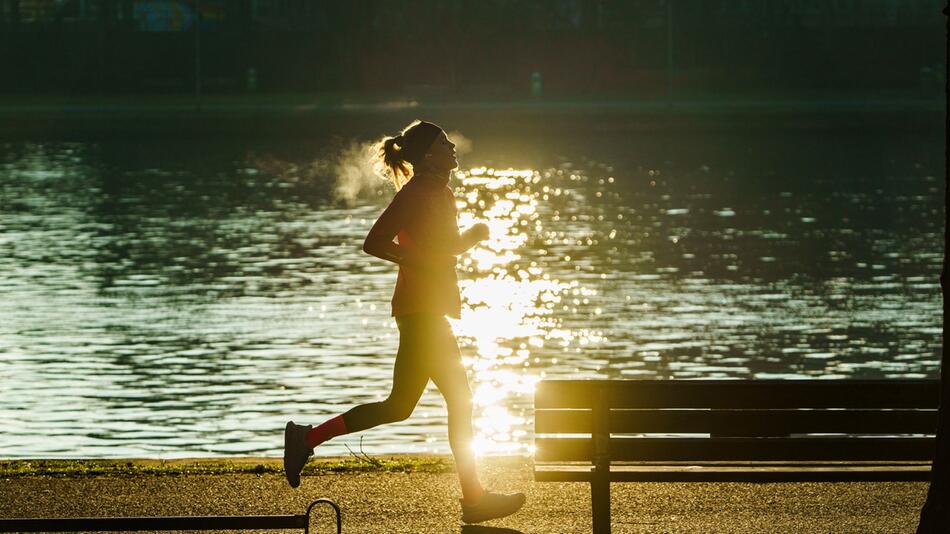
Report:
591,475,611,534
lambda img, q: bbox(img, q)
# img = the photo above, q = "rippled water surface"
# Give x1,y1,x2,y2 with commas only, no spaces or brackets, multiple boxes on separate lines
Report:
0,126,943,458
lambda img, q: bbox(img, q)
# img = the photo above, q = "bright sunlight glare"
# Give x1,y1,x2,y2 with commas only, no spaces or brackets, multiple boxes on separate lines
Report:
449,166,595,456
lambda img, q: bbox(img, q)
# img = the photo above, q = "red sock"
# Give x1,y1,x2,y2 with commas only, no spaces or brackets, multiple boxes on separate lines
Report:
305,415,348,449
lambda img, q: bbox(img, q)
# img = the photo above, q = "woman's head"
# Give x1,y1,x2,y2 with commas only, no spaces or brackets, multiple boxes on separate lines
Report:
377,120,458,190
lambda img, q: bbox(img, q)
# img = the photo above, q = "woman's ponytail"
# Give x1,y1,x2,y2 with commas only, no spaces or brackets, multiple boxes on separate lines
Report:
375,119,442,192
377,132,412,191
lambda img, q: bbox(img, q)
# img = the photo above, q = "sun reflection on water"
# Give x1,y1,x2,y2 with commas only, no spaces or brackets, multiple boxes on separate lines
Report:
448,166,599,456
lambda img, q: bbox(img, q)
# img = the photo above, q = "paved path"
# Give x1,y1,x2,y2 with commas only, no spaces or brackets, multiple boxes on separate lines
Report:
0,456,929,533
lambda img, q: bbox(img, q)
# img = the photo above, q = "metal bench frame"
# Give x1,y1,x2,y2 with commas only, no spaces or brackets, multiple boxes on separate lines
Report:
534,379,939,534
0,498,341,533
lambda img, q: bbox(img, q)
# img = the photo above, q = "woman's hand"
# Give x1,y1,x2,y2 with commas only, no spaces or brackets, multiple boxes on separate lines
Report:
451,223,490,256
470,223,490,242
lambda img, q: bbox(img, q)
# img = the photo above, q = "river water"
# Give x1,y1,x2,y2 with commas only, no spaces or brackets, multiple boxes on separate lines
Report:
0,124,943,458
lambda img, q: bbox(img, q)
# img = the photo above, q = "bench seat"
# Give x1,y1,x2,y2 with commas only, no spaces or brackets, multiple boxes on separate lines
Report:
535,460,933,482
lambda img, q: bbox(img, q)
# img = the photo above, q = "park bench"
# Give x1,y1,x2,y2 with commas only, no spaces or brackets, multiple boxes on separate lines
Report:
0,497,340,533
534,379,939,534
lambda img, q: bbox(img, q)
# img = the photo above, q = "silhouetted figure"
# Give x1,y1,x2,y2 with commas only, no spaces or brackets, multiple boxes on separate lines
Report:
283,120,526,524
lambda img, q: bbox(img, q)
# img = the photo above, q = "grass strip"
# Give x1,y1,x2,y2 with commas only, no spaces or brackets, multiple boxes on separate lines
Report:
0,456,454,478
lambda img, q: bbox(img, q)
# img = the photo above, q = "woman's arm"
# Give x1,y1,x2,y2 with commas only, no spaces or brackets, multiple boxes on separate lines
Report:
362,191,455,269
450,223,490,255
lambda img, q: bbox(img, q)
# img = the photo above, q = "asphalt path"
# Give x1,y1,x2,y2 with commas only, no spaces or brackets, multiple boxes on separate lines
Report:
0,456,928,533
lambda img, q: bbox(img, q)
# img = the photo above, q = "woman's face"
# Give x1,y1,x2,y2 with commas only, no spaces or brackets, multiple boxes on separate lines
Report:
422,130,457,171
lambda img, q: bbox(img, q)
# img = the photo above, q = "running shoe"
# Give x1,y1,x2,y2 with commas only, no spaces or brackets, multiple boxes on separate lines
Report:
460,490,527,524
283,420,314,488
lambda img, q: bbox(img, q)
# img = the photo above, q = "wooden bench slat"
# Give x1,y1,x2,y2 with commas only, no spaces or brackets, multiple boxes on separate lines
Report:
537,460,933,468
535,408,939,434
535,380,939,409
535,436,936,462
534,463,933,483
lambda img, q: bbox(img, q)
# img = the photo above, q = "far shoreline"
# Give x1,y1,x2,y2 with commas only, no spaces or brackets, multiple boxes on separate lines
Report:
0,93,941,140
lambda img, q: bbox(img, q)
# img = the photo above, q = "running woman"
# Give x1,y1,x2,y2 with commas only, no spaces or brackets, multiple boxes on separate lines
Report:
284,120,526,524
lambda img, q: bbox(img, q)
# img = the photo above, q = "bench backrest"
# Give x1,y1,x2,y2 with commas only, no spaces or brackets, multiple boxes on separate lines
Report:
535,379,939,463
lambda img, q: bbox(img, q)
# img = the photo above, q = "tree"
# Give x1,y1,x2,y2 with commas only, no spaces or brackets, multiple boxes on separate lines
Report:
916,4,950,533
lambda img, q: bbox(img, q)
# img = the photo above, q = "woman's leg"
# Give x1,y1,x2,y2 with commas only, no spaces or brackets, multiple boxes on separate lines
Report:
340,315,430,432
427,316,484,503
306,315,429,448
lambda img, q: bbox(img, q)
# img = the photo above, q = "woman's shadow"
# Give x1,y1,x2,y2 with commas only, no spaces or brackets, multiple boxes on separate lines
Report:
461,526,526,534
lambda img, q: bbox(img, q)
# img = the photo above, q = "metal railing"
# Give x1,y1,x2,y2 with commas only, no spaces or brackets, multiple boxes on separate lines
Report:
0,497,341,533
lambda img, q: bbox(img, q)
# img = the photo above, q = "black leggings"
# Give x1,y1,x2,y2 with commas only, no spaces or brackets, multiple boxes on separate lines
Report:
341,313,473,433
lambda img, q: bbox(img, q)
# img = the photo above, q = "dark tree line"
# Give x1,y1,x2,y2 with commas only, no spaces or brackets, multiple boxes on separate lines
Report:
1,0,943,95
